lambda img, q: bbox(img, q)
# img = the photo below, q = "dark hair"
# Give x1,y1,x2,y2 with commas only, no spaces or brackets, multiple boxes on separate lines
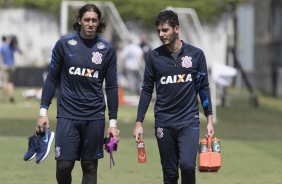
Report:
155,10,179,28
2,36,6,42
9,35,18,49
72,4,106,34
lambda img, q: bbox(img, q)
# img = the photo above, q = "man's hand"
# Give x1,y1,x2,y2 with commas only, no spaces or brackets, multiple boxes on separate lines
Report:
133,121,143,142
36,116,49,133
206,115,214,138
107,126,120,142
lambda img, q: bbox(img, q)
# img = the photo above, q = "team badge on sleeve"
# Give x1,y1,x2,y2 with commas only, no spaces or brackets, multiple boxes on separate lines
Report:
92,52,103,64
181,56,192,68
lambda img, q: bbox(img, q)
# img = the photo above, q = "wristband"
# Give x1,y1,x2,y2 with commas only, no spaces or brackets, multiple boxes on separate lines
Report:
39,108,47,116
109,119,117,128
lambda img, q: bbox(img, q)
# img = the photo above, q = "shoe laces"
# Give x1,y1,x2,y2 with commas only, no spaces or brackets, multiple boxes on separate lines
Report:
36,135,47,154
27,135,37,151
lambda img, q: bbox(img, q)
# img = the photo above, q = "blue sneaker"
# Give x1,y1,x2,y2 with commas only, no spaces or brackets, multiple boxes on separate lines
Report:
23,134,38,161
35,130,55,164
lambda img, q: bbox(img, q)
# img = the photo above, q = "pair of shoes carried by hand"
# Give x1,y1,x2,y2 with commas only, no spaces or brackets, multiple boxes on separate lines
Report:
23,129,55,164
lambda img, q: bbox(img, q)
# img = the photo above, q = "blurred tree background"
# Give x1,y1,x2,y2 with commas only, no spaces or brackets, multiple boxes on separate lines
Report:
0,0,248,29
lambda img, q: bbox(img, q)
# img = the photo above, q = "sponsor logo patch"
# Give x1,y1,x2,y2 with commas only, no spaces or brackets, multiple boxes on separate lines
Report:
68,39,77,46
69,67,99,78
97,42,106,49
160,74,192,84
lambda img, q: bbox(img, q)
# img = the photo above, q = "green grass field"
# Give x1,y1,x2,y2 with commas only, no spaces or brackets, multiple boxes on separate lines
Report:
0,88,282,184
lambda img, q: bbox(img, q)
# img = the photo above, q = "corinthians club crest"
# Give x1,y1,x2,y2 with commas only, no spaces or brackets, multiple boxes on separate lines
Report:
92,52,103,64
156,127,164,139
181,56,192,68
55,146,60,158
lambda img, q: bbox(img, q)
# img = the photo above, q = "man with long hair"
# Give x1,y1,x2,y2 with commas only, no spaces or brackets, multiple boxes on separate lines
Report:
35,4,119,184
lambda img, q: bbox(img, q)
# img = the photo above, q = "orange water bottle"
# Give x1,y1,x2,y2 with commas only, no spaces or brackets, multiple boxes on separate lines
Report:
137,140,147,163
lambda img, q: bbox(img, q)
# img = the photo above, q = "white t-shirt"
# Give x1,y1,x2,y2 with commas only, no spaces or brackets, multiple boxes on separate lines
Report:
121,43,144,71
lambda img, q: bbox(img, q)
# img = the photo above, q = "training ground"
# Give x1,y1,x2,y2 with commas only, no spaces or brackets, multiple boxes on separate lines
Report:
0,88,281,184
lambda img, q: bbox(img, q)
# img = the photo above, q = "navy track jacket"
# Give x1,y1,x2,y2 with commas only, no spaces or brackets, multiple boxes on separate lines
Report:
136,41,212,127
41,33,118,120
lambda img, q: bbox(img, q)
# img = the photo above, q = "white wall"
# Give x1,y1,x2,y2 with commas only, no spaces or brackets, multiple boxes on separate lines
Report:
0,8,60,67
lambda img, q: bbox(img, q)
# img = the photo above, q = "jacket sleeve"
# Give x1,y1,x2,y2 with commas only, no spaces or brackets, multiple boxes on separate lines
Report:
196,51,213,117
40,41,63,109
105,47,118,120
136,52,154,122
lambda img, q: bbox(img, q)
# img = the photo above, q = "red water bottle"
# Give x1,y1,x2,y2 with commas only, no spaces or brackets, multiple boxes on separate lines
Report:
137,140,147,163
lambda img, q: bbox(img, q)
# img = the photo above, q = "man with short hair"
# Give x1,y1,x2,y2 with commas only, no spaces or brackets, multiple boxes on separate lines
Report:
0,35,22,103
133,10,214,184
120,39,144,95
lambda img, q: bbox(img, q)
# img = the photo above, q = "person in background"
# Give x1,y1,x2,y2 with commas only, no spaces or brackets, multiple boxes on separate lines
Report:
0,35,22,103
139,33,152,61
133,10,214,184
33,3,119,184
120,39,144,95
